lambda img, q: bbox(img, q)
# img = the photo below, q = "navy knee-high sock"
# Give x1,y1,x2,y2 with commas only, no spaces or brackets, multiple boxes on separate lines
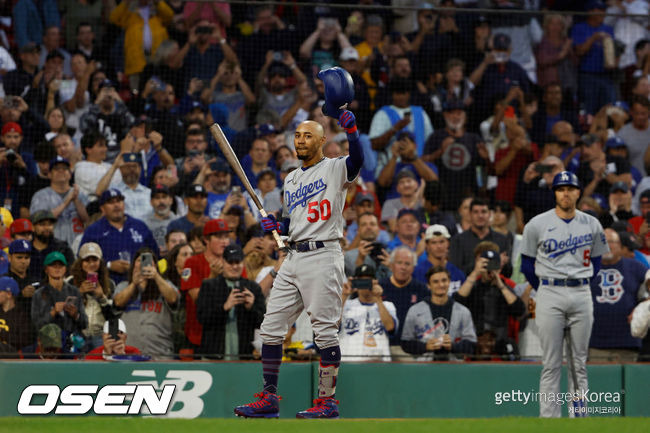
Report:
262,344,283,394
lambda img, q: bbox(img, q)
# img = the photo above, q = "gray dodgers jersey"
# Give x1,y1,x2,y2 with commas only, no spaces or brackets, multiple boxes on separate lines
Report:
282,157,353,242
521,209,609,279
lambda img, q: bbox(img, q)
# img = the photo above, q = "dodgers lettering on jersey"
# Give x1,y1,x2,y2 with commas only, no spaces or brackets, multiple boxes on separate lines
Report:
282,157,352,242
521,209,609,279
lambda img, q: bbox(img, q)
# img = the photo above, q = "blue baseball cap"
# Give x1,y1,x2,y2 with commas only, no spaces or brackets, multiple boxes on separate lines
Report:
99,188,124,205
613,101,629,112
257,124,278,137
0,276,20,297
493,33,511,51
122,152,142,164
396,131,415,142
48,156,70,170
397,208,420,221
9,239,31,254
605,136,626,149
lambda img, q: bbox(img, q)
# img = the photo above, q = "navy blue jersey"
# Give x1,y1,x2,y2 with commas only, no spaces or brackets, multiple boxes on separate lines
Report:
413,256,466,296
379,277,430,345
590,258,647,349
80,215,159,283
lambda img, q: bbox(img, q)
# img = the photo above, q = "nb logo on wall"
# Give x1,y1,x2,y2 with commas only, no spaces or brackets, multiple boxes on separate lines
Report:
16,369,212,418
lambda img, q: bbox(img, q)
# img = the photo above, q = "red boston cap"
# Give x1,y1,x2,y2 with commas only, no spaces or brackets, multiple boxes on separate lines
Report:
203,219,231,236
2,122,23,136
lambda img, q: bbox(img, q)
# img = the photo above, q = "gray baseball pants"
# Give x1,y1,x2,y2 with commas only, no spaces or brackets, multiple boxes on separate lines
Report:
536,283,593,418
260,242,344,349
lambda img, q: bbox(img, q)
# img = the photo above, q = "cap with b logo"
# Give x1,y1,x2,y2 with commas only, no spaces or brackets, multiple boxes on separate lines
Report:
10,218,33,235
203,219,230,236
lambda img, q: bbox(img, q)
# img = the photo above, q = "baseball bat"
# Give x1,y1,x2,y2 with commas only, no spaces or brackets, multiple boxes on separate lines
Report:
209,123,286,249
564,327,585,417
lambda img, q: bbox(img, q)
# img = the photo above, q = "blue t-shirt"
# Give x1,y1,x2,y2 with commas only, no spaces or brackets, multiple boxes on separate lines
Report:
387,236,421,252
570,22,614,73
80,215,159,283
589,258,647,349
413,255,466,295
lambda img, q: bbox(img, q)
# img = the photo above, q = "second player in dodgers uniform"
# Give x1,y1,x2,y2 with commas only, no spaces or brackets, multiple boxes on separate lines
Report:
520,171,609,418
234,109,364,419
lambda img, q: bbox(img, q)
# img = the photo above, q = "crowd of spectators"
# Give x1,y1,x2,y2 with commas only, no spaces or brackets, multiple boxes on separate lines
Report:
1,0,650,362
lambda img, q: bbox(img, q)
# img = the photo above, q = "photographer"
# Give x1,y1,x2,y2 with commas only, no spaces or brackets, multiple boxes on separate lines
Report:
113,248,178,359
453,242,525,359
339,263,397,362
401,266,476,361
196,244,265,360
344,212,391,282
79,79,135,163
376,131,438,195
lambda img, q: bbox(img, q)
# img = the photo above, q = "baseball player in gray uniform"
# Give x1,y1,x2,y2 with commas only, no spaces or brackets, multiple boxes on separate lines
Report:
520,171,609,418
234,100,363,419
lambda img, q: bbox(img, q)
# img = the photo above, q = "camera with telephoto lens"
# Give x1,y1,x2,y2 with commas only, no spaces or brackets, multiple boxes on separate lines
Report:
369,242,385,262
196,25,213,35
351,278,373,290
5,148,17,163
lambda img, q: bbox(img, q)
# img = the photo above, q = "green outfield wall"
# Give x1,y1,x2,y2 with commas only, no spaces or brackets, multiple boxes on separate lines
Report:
0,361,646,418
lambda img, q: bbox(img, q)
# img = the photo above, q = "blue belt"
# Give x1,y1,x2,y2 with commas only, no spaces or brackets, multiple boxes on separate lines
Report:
541,278,589,287
288,241,325,252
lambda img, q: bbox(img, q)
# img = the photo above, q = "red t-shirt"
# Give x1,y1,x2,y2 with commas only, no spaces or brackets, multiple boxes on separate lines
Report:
180,252,248,346
85,345,141,360
494,143,539,204
181,253,211,346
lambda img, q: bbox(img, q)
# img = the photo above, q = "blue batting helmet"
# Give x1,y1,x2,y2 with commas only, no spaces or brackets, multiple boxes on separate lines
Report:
552,171,580,191
317,67,355,118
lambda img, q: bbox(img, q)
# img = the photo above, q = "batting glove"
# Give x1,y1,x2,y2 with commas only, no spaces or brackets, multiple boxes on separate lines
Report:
338,110,357,134
261,215,281,233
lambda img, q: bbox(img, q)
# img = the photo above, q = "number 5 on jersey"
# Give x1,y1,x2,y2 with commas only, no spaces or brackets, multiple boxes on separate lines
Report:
583,250,591,267
307,199,331,223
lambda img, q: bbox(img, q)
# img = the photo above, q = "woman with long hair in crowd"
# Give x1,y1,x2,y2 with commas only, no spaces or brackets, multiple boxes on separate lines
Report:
113,248,178,359
68,242,115,351
163,242,194,353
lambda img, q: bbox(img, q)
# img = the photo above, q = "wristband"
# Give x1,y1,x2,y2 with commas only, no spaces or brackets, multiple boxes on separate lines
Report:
270,269,278,279
219,38,226,45
344,125,358,134
107,261,112,270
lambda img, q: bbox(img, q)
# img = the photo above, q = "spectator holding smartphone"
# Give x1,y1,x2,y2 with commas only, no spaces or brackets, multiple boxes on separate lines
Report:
85,318,142,360
31,251,88,348
339,263,397,362
113,248,178,359
69,242,114,351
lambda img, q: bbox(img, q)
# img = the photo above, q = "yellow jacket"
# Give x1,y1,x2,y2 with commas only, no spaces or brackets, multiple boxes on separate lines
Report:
110,1,173,76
